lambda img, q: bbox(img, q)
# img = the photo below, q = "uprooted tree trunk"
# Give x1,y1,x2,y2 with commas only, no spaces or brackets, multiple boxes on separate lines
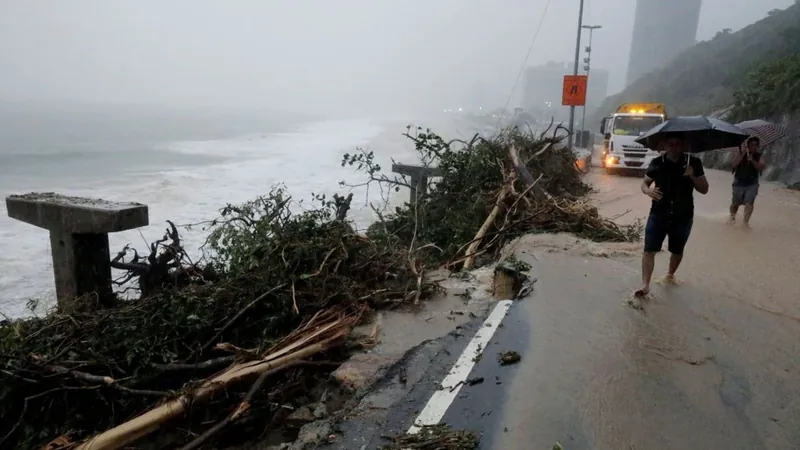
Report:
110,220,203,297
64,309,358,450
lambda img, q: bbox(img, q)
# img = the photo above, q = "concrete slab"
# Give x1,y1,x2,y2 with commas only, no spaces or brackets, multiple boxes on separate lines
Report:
6,192,148,234
390,164,443,204
390,164,442,177
5,192,149,308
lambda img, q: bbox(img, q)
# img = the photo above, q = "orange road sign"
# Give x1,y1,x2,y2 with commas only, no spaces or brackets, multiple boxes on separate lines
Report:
562,75,588,106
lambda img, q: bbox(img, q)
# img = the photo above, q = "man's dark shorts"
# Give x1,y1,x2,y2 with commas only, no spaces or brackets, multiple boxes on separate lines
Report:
732,183,759,206
644,213,693,255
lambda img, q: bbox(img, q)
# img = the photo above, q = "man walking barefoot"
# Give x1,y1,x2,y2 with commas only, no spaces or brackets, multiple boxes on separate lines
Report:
635,136,709,297
730,137,766,227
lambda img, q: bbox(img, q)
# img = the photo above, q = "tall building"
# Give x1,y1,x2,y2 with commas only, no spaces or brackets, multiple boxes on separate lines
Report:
521,62,609,122
626,0,702,86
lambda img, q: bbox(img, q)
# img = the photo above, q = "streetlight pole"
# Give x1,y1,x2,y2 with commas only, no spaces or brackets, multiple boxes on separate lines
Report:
567,0,585,150
580,25,602,147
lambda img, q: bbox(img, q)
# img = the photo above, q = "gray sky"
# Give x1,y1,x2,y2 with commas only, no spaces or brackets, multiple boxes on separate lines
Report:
0,0,794,116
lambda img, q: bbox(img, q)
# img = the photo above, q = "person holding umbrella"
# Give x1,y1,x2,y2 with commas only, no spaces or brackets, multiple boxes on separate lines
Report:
729,136,766,226
635,135,708,297
633,116,749,297
725,118,788,226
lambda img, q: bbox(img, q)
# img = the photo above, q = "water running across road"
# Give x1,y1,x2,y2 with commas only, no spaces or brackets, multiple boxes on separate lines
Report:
329,157,800,449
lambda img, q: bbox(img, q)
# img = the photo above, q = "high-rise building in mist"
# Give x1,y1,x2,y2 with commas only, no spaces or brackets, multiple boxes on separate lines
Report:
626,0,702,86
522,62,608,121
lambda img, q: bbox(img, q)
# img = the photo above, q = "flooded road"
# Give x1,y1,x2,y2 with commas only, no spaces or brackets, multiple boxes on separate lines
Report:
587,160,800,320
326,153,800,450
479,162,800,449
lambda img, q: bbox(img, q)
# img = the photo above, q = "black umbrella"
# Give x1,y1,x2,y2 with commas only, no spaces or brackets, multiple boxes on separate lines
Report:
634,115,750,153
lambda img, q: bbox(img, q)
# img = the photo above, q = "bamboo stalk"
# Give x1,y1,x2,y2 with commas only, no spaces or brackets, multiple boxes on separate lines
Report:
76,323,350,450
463,186,509,270
508,144,535,187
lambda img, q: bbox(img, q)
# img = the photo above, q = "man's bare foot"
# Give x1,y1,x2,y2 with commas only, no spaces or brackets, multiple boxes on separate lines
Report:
728,215,736,225
634,287,650,298
664,273,677,284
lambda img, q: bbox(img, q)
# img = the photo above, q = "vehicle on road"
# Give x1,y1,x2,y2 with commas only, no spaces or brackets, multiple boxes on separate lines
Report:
599,103,667,175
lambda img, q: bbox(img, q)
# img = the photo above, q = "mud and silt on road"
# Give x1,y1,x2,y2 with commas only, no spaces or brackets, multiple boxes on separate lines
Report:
490,170,800,449
322,166,800,449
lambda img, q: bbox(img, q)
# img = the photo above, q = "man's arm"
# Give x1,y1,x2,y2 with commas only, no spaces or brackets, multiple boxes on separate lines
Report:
691,173,709,194
641,175,653,193
731,149,745,168
688,157,709,194
641,175,662,200
751,153,767,172
642,159,662,200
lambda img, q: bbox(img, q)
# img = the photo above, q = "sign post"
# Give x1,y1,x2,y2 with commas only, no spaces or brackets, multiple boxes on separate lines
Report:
567,0,586,150
562,74,588,107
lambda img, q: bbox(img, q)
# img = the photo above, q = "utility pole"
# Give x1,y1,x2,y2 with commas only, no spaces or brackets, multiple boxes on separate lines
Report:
580,25,602,147
567,0,585,150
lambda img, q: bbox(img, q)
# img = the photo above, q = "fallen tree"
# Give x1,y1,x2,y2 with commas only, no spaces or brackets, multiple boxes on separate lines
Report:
0,125,640,450
0,189,437,450
345,125,641,270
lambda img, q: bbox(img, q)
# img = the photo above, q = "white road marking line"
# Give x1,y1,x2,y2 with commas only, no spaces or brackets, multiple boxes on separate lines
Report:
407,300,514,434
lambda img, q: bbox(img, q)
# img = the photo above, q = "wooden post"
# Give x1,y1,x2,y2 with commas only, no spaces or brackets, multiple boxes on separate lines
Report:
5,193,149,309
391,163,442,205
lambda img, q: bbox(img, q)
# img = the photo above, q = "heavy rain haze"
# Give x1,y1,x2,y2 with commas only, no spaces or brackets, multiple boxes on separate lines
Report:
0,0,796,315
0,0,794,116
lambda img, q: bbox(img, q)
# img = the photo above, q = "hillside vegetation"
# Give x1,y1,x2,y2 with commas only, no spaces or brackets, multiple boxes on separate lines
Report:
729,53,800,121
594,3,800,120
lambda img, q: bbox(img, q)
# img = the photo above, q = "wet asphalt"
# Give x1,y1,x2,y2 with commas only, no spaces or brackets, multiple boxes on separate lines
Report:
325,163,800,450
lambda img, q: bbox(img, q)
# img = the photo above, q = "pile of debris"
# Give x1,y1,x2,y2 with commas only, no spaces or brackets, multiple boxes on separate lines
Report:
380,425,480,450
0,125,640,450
347,124,641,270
0,189,437,450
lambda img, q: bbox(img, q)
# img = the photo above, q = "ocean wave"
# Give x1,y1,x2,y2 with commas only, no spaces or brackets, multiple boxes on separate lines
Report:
0,118,394,318
161,118,384,159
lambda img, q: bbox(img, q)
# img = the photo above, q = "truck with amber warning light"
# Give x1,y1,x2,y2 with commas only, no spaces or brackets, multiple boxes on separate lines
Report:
599,103,667,175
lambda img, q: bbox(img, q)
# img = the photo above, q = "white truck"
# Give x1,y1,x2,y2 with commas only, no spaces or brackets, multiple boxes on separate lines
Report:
599,103,667,174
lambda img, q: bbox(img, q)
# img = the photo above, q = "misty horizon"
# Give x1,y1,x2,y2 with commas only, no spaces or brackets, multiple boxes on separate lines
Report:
0,0,794,117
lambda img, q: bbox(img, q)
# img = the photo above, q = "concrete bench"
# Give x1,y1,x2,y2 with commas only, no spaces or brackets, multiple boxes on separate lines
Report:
391,164,442,205
6,193,149,308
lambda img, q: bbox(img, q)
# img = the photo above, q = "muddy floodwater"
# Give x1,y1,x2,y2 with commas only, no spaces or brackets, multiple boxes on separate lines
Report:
315,150,800,450
486,160,800,449
587,162,800,319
